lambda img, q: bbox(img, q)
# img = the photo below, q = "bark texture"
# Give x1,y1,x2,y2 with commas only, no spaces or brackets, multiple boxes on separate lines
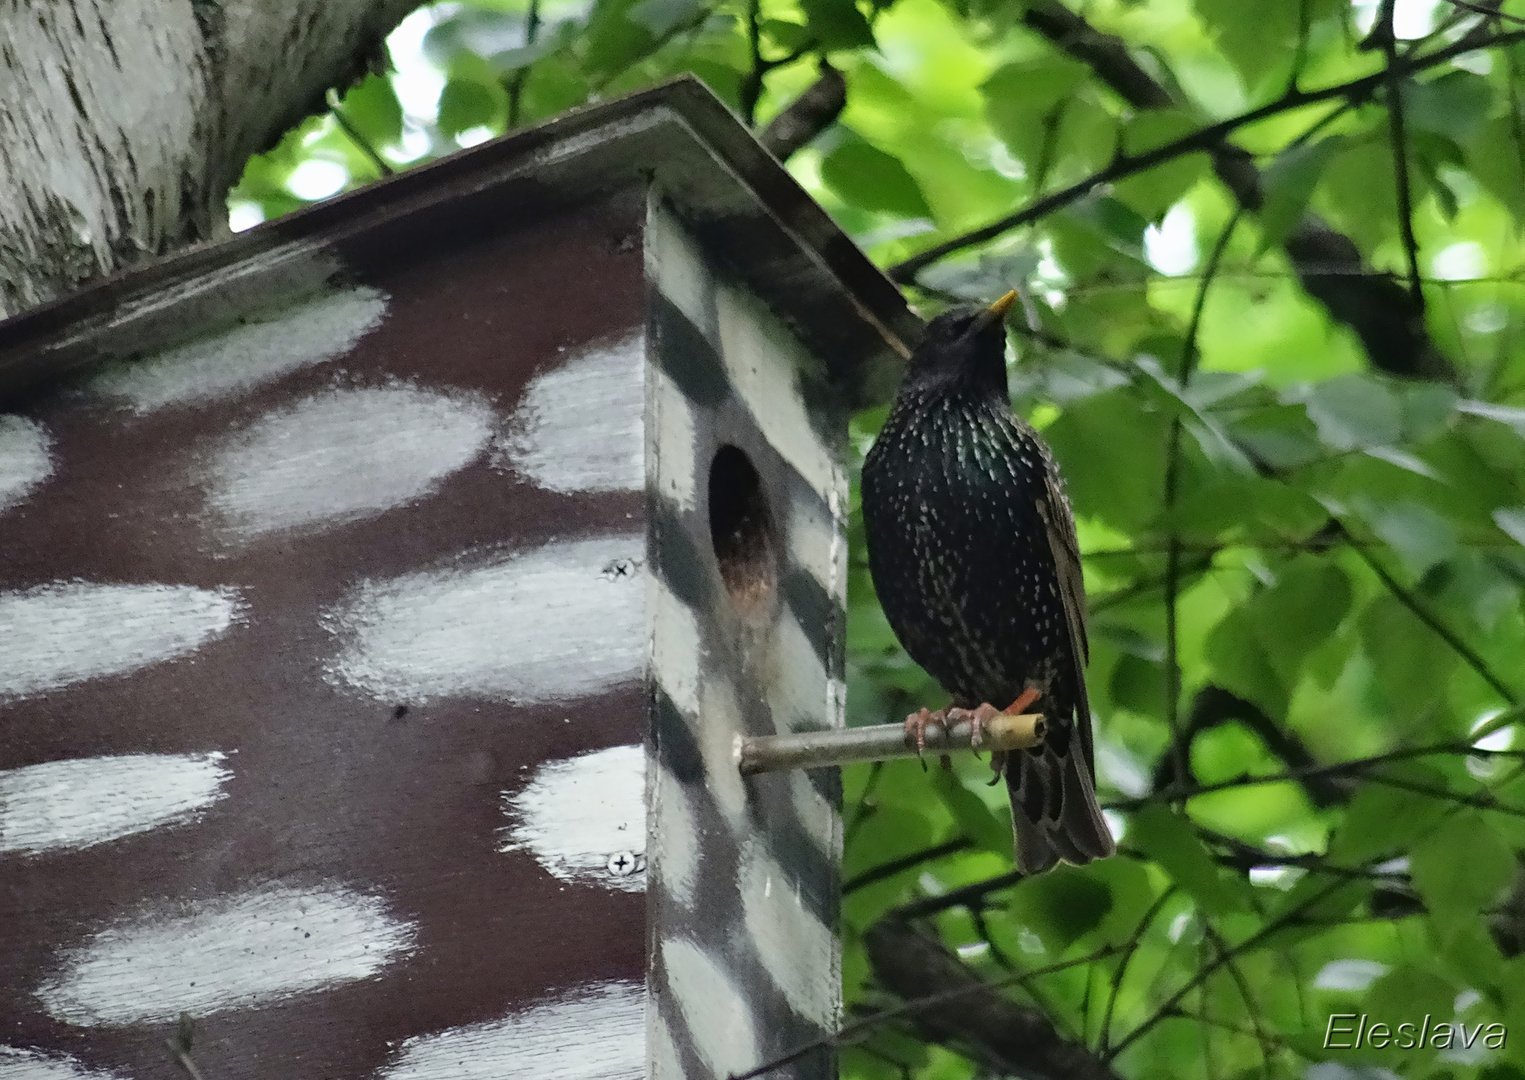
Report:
0,0,418,319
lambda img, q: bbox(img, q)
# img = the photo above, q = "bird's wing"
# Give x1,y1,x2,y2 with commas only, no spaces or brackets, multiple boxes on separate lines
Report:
1033,454,1094,766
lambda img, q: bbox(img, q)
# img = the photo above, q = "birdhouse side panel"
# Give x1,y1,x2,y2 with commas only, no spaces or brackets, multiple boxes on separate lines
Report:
643,203,848,1080
0,194,655,1080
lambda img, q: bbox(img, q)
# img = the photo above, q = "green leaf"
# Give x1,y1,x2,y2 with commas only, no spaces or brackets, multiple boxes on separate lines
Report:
1356,499,1458,577
1411,814,1514,930
1496,508,1525,549
801,0,874,49
1042,386,1166,534
1260,137,1344,251
1005,867,1115,949
489,22,577,74
1129,805,1248,915
1206,559,1353,718
1406,71,1494,143
1320,135,1406,253
1131,357,1257,476
983,57,1088,115
1194,0,1341,89
1469,115,1525,216
1330,764,1452,861
437,78,502,137
932,768,1008,854
1113,109,1211,221
1304,375,1403,451
337,74,403,145
1357,593,1460,717
761,18,812,52
1363,964,1460,1064
628,0,708,35
820,134,934,219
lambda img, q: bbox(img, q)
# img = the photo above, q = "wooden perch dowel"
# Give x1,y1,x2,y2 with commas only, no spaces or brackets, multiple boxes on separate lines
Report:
737,713,1046,774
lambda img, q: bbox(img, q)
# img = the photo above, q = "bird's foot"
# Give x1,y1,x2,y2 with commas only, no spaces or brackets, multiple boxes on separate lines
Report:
946,702,1001,750
903,707,943,771
905,687,1043,767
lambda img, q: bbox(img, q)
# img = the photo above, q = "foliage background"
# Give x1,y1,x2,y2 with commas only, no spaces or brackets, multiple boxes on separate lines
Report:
232,1,1525,1076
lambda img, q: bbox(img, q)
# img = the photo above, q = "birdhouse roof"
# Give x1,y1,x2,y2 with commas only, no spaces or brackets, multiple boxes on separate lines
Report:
0,76,916,408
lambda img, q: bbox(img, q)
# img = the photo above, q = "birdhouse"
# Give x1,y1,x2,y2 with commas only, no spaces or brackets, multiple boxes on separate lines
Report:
0,79,916,1079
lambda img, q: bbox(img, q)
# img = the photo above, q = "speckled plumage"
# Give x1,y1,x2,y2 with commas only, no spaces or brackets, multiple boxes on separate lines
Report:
862,301,1114,873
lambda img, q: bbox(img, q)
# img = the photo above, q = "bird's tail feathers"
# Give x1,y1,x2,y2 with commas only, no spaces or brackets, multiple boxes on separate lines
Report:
1007,741,1115,875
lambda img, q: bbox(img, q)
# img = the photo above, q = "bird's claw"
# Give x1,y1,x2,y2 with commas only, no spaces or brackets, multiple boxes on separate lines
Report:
904,707,942,771
945,702,1000,755
907,687,1043,767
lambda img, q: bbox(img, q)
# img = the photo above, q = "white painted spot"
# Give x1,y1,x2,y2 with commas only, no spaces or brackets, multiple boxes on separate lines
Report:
203,384,495,543
0,582,244,700
0,1046,130,1080
786,492,840,598
500,744,645,892
789,768,835,857
0,416,53,513
766,613,828,732
648,1007,684,1079
328,534,645,704
378,981,643,1080
648,210,716,340
87,287,388,414
0,753,232,857
494,333,645,493
660,938,760,1076
650,581,701,715
652,766,700,909
738,840,836,1027
649,366,699,510
37,884,416,1026
698,682,751,834
714,288,836,496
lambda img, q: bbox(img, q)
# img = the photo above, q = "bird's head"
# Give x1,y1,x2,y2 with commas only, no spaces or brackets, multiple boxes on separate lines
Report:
905,290,1018,393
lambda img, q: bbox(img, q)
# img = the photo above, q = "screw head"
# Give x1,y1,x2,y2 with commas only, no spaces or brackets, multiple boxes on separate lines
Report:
607,851,640,876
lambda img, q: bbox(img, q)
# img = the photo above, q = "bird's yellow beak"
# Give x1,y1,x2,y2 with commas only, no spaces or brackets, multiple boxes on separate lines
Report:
972,288,1020,332
988,289,1019,319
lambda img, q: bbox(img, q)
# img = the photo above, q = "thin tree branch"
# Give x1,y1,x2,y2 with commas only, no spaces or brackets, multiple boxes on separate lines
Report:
1163,214,1241,788
1343,528,1520,705
1172,1006,1295,1050
1372,0,1427,312
843,837,971,894
505,0,542,130
1111,741,1525,810
759,62,846,161
891,868,1026,920
1442,0,1525,27
1103,879,1347,1063
1097,887,1177,1054
327,91,394,178
1150,685,1351,808
1363,770,1525,819
729,939,1124,1080
738,0,766,126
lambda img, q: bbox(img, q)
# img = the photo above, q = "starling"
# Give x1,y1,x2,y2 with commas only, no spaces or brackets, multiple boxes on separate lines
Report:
861,290,1114,874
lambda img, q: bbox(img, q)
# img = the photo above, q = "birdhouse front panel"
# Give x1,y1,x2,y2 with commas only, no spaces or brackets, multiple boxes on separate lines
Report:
0,190,657,1079
643,205,847,1079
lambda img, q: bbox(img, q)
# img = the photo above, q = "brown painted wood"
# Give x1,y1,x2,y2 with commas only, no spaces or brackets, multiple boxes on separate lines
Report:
2,192,648,1080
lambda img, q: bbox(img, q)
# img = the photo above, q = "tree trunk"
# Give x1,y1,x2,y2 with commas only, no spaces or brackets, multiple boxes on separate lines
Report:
0,0,418,320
